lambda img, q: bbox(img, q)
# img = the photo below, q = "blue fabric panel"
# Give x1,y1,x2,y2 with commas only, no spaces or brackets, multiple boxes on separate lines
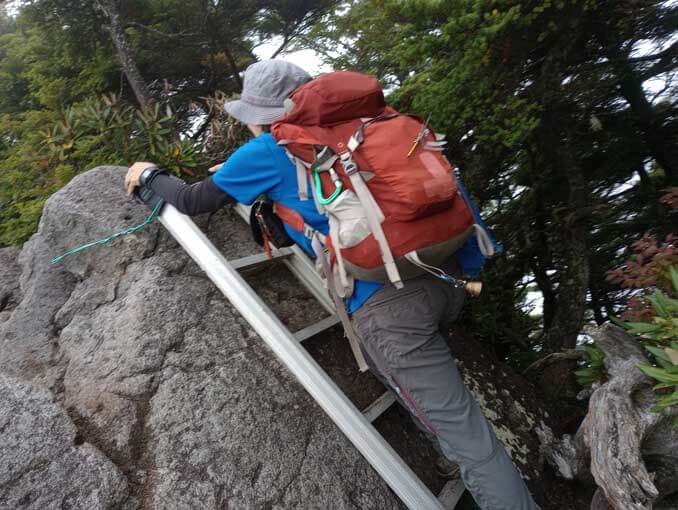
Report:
453,171,502,277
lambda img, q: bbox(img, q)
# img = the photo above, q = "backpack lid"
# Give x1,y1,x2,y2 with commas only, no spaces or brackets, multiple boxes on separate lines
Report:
278,71,386,127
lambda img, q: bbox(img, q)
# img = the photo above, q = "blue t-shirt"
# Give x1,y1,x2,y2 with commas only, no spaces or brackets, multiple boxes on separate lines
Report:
212,133,382,313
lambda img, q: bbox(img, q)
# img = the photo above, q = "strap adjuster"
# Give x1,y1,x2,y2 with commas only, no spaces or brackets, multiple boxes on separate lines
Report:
339,152,359,176
303,224,316,239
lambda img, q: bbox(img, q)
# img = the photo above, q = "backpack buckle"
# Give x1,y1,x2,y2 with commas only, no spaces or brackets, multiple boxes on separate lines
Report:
303,224,316,239
339,152,358,176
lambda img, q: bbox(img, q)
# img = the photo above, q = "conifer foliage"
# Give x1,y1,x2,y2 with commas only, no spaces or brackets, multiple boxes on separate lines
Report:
303,0,677,361
0,0,333,245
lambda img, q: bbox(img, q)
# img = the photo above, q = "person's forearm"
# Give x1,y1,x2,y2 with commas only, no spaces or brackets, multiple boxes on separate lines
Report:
148,174,234,215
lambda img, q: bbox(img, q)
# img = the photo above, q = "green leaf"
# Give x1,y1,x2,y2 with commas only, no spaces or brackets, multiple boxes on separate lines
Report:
584,345,604,362
625,322,661,334
652,382,674,390
638,364,678,384
652,391,678,411
649,292,668,318
666,348,678,365
670,266,678,295
609,316,626,328
645,345,670,362
656,357,673,369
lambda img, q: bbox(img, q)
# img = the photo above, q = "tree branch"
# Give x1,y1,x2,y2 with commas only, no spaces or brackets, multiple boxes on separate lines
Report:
523,348,585,374
126,21,201,40
270,33,291,59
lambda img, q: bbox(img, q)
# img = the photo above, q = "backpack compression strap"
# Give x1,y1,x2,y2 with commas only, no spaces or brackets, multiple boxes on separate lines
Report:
311,233,368,372
340,126,404,289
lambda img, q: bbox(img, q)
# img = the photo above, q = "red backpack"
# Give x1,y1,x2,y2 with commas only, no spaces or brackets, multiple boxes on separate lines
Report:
271,71,492,296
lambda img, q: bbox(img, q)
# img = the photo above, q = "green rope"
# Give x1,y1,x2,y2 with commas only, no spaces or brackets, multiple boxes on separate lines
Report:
51,199,165,265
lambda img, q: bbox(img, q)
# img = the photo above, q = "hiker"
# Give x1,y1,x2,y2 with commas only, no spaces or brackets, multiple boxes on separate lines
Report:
124,59,540,510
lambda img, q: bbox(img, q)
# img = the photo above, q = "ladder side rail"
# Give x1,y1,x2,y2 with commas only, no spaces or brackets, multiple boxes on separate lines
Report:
158,205,444,510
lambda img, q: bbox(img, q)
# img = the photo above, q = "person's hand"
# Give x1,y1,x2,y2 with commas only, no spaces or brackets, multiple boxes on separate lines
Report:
125,161,156,195
209,162,224,173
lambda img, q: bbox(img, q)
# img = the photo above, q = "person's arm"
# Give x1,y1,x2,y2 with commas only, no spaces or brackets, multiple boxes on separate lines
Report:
148,173,234,215
124,161,233,215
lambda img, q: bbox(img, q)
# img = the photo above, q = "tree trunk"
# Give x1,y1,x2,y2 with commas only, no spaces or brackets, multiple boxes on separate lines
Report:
529,190,557,331
538,324,678,510
543,143,590,354
94,0,151,108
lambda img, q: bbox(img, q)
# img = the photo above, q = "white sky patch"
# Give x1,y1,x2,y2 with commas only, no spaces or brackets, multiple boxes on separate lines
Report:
253,36,332,76
1,1,21,16
525,290,544,317
633,36,678,97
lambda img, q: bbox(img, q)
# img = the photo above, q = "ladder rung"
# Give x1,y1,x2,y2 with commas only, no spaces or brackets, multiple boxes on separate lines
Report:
232,204,335,315
438,479,465,509
231,248,293,271
362,391,397,423
294,314,341,342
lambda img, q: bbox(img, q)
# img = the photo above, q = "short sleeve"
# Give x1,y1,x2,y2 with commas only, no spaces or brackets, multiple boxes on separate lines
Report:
211,135,282,205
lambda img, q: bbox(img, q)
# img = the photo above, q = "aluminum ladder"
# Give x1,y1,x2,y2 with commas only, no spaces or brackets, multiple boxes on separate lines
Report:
157,202,465,509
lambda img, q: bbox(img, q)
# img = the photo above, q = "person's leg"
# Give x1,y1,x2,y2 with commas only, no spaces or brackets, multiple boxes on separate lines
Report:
352,278,539,510
358,339,460,478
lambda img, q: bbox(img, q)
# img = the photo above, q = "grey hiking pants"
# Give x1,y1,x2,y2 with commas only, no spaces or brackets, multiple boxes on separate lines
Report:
351,274,539,510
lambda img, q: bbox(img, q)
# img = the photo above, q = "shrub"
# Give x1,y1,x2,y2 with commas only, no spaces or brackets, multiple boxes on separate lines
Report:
605,188,678,321
0,94,203,246
42,94,201,176
625,267,678,417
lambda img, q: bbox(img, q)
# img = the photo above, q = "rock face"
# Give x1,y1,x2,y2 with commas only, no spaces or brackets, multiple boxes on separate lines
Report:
0,166,402,509
0,166,584,509
0,246,21,323
0,373,131,508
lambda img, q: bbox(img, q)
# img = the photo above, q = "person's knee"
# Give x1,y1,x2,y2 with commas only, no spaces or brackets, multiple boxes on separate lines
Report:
435,399,499,465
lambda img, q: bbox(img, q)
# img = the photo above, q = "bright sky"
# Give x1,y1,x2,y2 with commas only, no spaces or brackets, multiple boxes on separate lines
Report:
253,37,332,76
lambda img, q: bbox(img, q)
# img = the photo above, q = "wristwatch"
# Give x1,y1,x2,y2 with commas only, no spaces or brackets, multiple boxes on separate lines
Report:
139,166,163,187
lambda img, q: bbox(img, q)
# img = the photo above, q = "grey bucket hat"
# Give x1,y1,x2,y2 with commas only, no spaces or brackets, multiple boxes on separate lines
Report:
224,60,311,125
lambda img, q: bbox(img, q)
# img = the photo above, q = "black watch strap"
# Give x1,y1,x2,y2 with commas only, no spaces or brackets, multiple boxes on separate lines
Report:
139,166,163,187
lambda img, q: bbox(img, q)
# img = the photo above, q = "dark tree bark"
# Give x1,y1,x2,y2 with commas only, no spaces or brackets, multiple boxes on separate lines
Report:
617,63,677,184
94,0,151,108
542,134,590,354
530,258,556,330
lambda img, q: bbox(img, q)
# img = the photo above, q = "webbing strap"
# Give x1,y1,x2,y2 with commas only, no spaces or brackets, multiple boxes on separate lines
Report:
312,234,368,372
283,148,310,202
295,158,309,201
344,163,403,289
328,221,352,297
340,122,403,289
